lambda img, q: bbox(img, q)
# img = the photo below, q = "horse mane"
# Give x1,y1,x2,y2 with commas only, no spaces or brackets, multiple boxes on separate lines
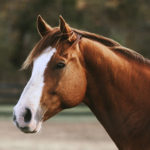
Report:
22,27,150,70
73,28,150,66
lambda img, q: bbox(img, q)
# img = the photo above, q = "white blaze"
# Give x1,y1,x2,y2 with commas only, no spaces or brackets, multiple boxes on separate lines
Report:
14,46,56,132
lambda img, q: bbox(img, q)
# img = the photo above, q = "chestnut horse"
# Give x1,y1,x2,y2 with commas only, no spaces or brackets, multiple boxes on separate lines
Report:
13,15,150,150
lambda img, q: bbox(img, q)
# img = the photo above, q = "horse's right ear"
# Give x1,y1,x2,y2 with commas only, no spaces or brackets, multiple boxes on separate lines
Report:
37,15,52,37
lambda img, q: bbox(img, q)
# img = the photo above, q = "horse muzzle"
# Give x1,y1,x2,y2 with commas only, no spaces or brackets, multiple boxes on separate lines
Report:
13,106,43,133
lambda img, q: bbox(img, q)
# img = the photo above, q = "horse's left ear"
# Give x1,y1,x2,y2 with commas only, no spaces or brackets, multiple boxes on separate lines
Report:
37,15,53,37
59,15,77,42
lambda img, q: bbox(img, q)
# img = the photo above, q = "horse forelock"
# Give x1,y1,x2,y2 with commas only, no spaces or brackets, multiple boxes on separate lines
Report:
22,28,61,70
21,28,80,70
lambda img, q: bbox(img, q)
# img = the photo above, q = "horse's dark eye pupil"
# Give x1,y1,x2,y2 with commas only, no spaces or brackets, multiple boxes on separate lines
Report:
56,62,65,69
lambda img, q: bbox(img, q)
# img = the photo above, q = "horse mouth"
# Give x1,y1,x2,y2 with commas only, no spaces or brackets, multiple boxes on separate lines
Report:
14,120,42,134
20,126,37,133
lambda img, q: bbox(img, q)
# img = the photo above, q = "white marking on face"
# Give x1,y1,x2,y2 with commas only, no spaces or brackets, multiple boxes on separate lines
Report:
14,46,56,132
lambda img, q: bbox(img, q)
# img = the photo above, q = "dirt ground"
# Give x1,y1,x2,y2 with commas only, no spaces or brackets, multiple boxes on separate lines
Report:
0,117,117,150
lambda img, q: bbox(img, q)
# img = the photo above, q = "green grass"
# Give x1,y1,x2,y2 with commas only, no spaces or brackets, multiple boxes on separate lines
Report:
0,105,13,119
0,104,96,122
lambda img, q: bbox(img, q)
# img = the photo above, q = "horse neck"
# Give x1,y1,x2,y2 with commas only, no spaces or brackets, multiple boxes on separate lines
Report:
80,38,150,149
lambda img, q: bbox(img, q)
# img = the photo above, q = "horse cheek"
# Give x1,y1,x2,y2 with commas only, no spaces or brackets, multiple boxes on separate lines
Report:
60,68,87,107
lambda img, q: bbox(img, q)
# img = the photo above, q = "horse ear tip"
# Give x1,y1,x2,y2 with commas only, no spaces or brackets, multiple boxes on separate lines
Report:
59,15,63,20
37,15,42,21
59,15,65,24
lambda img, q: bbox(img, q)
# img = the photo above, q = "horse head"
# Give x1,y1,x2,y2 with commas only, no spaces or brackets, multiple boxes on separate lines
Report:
13,16,87,133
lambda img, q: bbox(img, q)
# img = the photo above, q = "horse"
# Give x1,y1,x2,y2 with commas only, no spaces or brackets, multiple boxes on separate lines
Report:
13,15,150,150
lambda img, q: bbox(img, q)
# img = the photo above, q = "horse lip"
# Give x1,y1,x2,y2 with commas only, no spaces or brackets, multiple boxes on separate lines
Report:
14,120,39,134
20,126,37,134
23,130,37,134
20,126,29,132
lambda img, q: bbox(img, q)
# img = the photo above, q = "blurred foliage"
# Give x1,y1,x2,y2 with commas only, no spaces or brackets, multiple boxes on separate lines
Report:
0,0,150,83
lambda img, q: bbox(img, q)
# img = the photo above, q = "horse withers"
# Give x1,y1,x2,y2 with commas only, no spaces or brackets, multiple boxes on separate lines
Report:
13,16,150,150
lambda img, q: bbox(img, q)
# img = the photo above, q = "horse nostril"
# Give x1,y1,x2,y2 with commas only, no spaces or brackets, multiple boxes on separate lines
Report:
24,108,32,123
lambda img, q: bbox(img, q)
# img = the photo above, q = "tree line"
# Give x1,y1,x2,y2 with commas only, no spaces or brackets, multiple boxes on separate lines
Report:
0,0,150,83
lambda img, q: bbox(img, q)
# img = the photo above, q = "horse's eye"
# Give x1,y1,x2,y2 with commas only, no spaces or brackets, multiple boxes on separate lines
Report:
56,62,66,69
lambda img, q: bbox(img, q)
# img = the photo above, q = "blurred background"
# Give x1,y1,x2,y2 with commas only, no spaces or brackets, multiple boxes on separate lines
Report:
0,0,150,149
